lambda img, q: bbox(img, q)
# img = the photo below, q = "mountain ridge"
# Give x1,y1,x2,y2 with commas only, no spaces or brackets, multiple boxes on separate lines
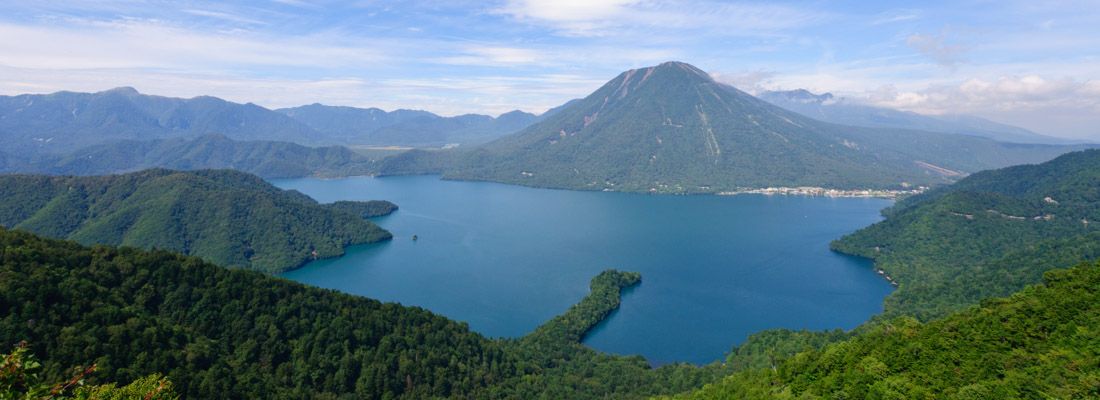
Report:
758,89,1077,144
0,87,548,156
0,133,378,178
0,87,325,153
276,103,540,146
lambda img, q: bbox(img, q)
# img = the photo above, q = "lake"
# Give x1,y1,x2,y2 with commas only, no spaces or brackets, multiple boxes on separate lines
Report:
273,175,894,365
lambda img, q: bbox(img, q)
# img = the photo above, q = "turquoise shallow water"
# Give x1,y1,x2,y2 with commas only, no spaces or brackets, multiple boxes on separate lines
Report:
273,175,893,365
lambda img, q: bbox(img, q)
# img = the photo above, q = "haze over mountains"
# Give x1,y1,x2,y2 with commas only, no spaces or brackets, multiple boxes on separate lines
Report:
0,87,541,156
277,104,542,146
0,87,323,154
758,89,1076,145
443,62,1091,192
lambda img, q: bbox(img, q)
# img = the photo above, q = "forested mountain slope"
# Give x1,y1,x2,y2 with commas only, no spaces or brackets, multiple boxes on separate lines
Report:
833,149,1100,320
664,262,1100,399
664,150,1100,399
0,229,724,399
1,134,377,179
0,169,393,273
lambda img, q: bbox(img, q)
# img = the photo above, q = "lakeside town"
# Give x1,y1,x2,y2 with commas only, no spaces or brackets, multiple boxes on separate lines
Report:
718,186,929,199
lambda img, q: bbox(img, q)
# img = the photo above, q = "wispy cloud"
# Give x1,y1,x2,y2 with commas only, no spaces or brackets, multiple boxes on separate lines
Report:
181,9,267,26
0,19,387,70
870,75,1100,114
493,0,829,37
871,9,920,25
710,69,776,93
906,32,966,67
435,46,544,66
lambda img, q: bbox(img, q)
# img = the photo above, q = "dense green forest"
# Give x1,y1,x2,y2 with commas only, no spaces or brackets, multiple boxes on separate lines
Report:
323,200,399,218
373,148,461,176
7,222,1098,399
0,228,727,399
663,262,1100,399
0,227,503,398
833,149,1100,320
0,169,392,273
0,343,177,399
3,134,380,179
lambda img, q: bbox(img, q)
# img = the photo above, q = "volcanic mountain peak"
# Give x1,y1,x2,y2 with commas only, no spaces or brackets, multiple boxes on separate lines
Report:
443,61,1089,193
600,61,716,99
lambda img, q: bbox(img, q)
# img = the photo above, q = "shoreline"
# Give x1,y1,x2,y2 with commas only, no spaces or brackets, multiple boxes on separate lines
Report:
293,173,928,199
718,186,927,199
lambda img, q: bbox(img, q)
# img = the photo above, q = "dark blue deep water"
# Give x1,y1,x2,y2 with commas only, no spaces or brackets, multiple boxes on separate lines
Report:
273,175,893,365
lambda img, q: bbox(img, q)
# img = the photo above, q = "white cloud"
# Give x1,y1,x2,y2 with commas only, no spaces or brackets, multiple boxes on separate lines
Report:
709,70,775,93
494,0,828,37
871,9,920,25
0,64,604,116
494,0,640,35
857,75,1100,139
435,46,544,66
0,20,386,71
181,9,267,25
870,75,1097,114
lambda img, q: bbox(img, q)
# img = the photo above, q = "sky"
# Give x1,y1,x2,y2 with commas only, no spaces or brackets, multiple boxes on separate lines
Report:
0,0,1098,139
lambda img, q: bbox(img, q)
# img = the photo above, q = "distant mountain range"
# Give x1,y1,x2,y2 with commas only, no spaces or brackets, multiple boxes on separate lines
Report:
0,169,393,273
1,67,1095,192
757,89,1077,144
439,62,1093,192
0,87,544,155
277,104,543,146
0,87,323,154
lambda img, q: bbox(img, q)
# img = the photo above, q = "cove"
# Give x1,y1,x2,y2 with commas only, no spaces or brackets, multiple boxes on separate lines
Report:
273,175,894,365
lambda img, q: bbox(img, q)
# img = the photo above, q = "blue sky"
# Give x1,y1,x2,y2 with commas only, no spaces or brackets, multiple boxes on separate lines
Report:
1,0,1098,139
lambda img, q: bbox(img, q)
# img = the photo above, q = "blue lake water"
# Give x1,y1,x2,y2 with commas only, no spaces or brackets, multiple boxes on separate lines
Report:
273,175,893,365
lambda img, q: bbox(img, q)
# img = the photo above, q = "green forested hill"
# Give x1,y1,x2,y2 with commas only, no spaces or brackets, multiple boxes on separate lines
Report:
0,228,724,399
440,61,1089,193
0,169,392,273
14,134,378,179
0,227,506,399
663,262,1100,399
832,149,1100,320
